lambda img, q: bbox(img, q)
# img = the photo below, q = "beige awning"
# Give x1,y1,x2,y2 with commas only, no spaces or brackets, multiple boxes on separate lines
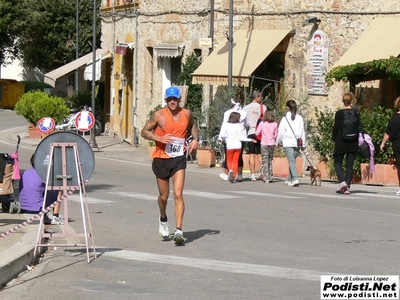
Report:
192,29,290,86
334,17,400,68
44,49,109,87
84,52,112,81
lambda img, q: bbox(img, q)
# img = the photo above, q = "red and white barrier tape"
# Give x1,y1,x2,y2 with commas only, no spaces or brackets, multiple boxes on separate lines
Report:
0,189,77,239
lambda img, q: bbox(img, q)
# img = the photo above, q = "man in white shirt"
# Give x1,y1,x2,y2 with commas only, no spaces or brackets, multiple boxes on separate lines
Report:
218,98,248,181
242,91,266,181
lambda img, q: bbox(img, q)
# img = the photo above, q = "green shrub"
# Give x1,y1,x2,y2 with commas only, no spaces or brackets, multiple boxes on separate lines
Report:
15,91,70,124
32,96,70,124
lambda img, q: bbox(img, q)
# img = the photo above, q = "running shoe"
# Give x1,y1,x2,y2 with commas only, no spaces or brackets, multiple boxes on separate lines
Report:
343,188,350,195
251,174,257,182
236,175,243,182
173,229,186,245
159,218,169,239
228,170,235,183
289,179,299,187
285,180,291,185
51,216,64,225
336,181,348,194
396,189,400,196
219,173,228,181
43,214,52,225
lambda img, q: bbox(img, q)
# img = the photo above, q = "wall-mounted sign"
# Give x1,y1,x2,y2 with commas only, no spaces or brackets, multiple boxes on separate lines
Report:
199,38,212,48
116,44,127,55
306,30,329,95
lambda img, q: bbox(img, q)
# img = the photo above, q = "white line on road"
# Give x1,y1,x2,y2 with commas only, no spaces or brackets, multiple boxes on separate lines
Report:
354,192,400,199
232,191,300,199
68,195,114,204
184,190,241,199
107,191,156,201
286,192,360,199
103,249,324,281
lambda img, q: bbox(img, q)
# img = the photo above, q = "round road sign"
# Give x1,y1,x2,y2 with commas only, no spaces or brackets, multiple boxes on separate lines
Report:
75,111,95,132
37,117,55,134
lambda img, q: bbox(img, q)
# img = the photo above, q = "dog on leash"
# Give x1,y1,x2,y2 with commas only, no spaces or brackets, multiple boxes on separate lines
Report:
306,165,321,186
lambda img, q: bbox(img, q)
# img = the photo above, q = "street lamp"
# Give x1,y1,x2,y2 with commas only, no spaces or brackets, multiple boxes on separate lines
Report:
228,0,233,96
75,0,79,96
90,0,98,148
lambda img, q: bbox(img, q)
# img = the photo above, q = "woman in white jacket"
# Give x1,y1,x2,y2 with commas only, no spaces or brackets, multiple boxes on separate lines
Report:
276,100,306,187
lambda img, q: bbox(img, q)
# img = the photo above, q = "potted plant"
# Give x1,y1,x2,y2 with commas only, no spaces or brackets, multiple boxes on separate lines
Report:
309,108,337,180
197,144,217,168
358,106,395,186
14,91,70,138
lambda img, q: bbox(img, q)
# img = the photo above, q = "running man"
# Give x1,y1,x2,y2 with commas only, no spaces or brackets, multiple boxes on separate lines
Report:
140,86,199,244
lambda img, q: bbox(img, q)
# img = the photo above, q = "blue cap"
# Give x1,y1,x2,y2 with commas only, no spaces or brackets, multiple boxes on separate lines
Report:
165,86,181,98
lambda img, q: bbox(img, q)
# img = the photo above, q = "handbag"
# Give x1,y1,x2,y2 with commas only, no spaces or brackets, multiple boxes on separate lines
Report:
359,132,370,159
255,104,264,140
285,116,303,147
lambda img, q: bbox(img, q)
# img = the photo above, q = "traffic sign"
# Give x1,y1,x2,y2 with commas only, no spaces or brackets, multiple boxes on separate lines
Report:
75,111,95,132
37,117,55,134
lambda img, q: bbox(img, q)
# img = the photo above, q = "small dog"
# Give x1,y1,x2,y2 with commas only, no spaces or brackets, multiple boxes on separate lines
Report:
306,165,321,186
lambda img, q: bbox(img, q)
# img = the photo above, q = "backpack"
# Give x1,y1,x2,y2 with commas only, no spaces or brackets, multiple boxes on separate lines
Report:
341,109,358,141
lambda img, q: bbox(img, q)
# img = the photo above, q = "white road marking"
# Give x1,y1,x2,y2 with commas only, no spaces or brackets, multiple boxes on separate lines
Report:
355,192,400,199
103,249,324,281
68,194,114,204
232,191,300,199
184,190,241,199
107,191,156,201
286,192,360,199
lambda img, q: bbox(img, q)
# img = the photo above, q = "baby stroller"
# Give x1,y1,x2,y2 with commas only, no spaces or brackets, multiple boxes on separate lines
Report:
0,135,21,214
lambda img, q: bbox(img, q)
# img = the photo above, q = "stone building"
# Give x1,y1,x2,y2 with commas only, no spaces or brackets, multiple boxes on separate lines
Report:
100,0,400,145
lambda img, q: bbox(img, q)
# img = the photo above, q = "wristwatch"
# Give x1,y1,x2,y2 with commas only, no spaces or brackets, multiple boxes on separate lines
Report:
193,137,199,142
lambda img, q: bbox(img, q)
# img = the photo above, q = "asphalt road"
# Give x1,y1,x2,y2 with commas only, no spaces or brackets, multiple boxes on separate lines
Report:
0,109,399,300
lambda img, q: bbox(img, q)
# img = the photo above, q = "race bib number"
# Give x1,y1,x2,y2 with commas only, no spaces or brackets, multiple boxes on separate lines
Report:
165,137,185,158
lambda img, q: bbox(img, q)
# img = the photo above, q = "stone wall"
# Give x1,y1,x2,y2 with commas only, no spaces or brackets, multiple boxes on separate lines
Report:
100,0,400,144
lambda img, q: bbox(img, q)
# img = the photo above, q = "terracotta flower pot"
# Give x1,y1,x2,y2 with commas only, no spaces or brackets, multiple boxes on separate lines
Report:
361,163,398,186
197,149,216,168
272,157,304,178
28,125,43,139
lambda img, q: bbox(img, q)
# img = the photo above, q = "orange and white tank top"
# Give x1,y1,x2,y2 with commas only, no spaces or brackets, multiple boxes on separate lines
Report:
152,107,188,159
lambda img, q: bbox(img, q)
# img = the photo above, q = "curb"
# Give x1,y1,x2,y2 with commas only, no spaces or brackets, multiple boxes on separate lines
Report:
0,219,43,288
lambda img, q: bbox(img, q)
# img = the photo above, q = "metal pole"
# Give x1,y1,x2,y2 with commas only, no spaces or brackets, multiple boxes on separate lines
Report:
90,0,98,148
75,0,79,96
228,0,233,96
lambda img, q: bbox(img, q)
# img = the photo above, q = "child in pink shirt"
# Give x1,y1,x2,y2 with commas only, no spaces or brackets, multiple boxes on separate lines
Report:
255,111,278,183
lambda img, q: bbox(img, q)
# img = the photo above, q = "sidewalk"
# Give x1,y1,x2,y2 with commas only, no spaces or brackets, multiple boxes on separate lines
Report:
0,129,149,288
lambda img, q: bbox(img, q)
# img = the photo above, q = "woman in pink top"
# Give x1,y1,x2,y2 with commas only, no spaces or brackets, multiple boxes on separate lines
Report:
255,111,278,183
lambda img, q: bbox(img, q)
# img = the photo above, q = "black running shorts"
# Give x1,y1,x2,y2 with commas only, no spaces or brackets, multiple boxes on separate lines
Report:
247,133,261,154
152,155,187,179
